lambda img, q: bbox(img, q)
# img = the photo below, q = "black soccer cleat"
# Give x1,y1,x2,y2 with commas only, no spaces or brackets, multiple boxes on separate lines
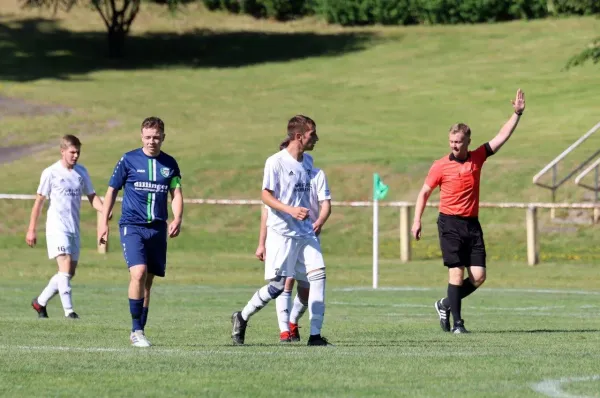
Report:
434,299,451,332
451,319,470,334
307,334,333,346
31,298,48,319
66,312,79,319
231,311,247,345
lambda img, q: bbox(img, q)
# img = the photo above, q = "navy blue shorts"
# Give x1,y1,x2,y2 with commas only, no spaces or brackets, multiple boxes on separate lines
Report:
119,223,168,277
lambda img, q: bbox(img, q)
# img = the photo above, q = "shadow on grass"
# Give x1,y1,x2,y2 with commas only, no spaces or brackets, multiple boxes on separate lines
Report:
478,329,600,334
0,17,378,82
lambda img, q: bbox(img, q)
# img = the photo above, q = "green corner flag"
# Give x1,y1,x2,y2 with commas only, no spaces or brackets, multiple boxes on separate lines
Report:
373,173,389,200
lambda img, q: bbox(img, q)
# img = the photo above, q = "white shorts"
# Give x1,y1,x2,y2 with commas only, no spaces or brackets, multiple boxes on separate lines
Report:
264,231,325,282
46,233,80,262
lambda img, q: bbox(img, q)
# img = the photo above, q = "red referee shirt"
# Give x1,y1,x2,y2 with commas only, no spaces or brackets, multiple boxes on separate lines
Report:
425,143,494,218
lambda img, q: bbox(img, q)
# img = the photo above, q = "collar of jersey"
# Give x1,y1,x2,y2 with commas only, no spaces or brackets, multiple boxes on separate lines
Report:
448,152,470,164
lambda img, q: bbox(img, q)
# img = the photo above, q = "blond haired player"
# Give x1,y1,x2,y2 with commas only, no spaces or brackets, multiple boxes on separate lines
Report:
28,135,104,319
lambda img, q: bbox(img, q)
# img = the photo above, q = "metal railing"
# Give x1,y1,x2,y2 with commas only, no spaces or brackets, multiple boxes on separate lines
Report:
533,121,600,204
575,157,600,196
574,157,600,223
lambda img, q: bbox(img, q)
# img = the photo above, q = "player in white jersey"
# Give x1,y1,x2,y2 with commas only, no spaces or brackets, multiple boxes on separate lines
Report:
232,115,332,346
255,149,332,343
27,135,104,319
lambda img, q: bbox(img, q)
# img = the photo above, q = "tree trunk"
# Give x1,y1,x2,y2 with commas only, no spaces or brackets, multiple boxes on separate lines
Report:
107,28,127,59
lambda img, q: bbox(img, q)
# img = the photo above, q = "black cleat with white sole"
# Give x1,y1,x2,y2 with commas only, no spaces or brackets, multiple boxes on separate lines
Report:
434,299,451,332
231,311,247,345
451,320,470,334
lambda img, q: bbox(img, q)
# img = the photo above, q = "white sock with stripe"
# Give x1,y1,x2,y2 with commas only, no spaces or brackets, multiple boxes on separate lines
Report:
56,272,74,316
275,290,292,332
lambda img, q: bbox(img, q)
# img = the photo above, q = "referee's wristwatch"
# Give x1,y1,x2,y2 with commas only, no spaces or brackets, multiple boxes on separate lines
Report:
515,111,523,116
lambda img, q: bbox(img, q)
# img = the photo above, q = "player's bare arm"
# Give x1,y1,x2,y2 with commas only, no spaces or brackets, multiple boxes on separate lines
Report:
98,187,118,245
312,199,331,236
168,187,183,238
261,189,309,221
26,194,46,247
87,193,104,213
488,89,526,154
411,184,434,241
255,206,268,261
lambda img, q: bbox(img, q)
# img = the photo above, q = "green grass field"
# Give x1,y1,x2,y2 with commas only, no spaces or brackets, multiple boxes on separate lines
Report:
2,251,600,397
1,1,600,396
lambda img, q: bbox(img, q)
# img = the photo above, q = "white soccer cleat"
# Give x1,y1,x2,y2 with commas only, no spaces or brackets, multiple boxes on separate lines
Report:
130,330,152,347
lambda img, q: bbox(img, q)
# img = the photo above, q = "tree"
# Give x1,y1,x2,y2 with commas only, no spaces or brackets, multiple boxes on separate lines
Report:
20,0,173,58
566,38,600,69
555,0,600,69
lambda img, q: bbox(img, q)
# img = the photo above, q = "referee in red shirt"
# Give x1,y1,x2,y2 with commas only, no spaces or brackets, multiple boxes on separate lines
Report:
411,89,525,334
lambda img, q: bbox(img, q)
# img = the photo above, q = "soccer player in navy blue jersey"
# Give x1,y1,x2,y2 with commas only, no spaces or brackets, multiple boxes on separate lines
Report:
99,117,183,347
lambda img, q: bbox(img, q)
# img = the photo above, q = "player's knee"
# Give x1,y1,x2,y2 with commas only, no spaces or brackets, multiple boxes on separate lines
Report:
267,276,286,299
472,274,486,287
129,268,147,283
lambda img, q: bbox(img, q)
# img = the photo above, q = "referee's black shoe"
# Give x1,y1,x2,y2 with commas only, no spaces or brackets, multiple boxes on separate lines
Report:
451,319,470,334
434,299,451,332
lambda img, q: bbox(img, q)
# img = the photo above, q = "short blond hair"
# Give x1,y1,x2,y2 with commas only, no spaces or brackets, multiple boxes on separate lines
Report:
449,123,471,138
60,135,81,149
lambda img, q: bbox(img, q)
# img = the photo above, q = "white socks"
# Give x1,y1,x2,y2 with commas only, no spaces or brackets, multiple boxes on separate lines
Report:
37,273,61,306
275,290,292,332
241,285,272,321
38,272,74,316
290,294,308,324
56,272,73,316
308,269,326,336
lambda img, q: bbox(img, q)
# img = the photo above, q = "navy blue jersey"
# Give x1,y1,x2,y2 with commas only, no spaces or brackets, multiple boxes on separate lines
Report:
109,148,181,226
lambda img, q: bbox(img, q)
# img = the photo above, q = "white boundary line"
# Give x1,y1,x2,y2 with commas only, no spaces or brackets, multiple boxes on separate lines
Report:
0,344,489,358
530,375,600,398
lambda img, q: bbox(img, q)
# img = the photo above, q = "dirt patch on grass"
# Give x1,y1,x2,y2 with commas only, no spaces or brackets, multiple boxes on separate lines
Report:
0,95,71,119
0,95,121,164
0,142,56,164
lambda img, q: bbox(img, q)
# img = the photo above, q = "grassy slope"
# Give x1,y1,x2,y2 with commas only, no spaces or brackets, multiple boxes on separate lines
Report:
1,3,599,263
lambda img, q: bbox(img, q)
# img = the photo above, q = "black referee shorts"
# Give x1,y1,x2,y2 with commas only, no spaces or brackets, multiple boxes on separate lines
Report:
437,213,486,268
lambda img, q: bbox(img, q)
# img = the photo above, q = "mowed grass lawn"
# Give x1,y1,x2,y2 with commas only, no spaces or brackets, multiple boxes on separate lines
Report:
1,249,600,397
1,2,600,396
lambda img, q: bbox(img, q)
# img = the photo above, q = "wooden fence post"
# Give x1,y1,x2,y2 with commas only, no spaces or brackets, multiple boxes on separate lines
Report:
400,205,411,263
526,206,539,266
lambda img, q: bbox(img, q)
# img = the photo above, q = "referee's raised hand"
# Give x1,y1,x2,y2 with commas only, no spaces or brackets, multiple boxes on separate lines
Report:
511,89,525,115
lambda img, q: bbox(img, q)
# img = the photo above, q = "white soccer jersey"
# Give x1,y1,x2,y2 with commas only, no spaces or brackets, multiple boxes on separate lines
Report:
308,168,331,223
263,167,332,223
37,161,95,235
262,150,315,237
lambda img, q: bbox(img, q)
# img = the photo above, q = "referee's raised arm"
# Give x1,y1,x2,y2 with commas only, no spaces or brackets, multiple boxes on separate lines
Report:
488,89,526,154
